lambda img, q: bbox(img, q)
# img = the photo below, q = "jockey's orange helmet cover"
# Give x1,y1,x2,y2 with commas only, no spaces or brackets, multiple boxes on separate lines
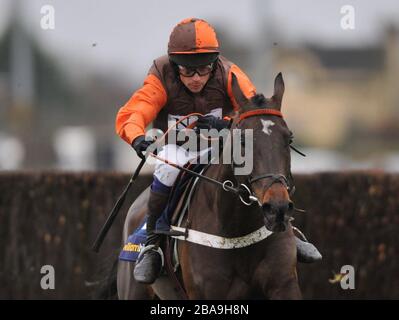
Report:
168,18,220,67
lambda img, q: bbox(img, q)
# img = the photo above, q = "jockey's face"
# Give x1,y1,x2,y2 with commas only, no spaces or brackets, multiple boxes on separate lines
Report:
179,72,211,93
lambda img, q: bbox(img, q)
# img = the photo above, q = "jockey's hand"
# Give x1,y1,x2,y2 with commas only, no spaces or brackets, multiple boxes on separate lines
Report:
196,115,229,131
131,135,155,159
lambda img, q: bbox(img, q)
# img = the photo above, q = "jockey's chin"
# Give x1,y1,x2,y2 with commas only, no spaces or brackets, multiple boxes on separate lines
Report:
180,73,210,93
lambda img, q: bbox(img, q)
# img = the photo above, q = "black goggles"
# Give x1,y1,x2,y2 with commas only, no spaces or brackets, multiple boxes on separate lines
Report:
177,63,214,77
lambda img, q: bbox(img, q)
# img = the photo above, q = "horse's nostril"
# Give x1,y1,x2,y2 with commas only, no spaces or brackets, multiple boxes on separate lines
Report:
262,203,272,212
288,201,294,211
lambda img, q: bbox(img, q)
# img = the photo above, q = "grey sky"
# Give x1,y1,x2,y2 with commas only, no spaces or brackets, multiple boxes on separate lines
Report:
1,0,398,83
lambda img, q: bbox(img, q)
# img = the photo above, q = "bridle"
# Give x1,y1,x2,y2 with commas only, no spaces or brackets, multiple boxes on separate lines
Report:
226,108,293,206
147,108,298,207
92,109,300,253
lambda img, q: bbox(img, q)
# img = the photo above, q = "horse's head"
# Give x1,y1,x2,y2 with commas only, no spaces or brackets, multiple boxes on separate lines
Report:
230,73,294,232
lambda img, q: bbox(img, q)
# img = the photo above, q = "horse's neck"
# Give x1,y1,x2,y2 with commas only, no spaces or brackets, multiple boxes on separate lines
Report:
201,162,263,236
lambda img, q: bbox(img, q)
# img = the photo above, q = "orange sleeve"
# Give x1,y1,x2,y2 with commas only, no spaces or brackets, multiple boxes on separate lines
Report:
227,64,256,111
115,74,167,145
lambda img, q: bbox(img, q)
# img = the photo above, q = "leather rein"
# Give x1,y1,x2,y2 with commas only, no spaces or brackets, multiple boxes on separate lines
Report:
149,109,301,207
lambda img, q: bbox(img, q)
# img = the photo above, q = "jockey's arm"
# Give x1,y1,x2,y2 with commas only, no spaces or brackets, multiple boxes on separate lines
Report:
115,74,167,145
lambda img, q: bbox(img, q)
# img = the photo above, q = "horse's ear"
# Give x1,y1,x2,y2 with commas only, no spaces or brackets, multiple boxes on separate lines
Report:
231,73,249,109
272,72,285,110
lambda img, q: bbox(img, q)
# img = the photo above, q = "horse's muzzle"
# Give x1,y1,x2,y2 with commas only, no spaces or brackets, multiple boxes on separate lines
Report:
262,201,294,232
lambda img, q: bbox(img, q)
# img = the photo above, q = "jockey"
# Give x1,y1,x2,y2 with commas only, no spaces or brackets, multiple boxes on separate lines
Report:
116,18,321,284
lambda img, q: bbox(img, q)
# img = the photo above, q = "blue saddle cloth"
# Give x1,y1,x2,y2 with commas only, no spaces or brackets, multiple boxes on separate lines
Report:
119,161,207,262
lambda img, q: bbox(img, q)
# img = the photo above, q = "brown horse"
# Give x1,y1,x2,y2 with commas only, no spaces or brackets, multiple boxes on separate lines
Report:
117,73,301,300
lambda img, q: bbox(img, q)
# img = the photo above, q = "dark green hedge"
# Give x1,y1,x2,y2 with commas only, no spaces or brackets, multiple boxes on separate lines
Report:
0,171,398,299
293,172,399,299
0,171,152,299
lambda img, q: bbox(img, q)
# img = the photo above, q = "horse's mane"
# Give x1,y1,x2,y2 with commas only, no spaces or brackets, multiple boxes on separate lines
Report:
251,94,268,108
240,94,268,113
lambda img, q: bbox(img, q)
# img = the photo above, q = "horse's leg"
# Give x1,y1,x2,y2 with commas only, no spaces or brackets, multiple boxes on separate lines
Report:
257,232,302,300
267,274,302,300
117,261,154,299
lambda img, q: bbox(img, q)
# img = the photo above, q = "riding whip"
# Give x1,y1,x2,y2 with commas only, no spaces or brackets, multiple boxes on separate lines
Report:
91,114,201,253
91,157,146,253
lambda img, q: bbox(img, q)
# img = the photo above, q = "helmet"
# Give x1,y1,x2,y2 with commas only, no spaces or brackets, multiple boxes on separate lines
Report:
168,18,220,67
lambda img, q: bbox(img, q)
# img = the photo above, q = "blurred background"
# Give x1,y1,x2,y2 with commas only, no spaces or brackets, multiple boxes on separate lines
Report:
1,0,399,300
0,0,399,173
